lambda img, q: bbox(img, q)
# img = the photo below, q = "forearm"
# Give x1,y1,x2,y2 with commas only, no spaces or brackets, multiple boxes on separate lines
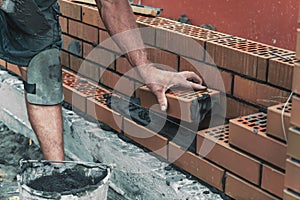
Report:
96,0,149,67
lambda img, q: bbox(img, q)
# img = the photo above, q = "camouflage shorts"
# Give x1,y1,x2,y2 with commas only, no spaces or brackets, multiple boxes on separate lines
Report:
0,0,62,66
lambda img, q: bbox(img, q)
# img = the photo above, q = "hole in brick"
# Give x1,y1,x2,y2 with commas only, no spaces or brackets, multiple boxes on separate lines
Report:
237,119,243,122
224,140,229,143
248,124,255,127
260,129,267,132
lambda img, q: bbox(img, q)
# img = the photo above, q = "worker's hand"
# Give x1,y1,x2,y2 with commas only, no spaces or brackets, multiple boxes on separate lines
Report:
137,64,206,111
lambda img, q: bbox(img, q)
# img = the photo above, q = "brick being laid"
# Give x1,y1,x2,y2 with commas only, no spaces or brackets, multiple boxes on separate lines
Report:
225,173,280,200
266,103,291,142
229,113,287,170
197,124,261,185
285,158,300,194
136,85,220,123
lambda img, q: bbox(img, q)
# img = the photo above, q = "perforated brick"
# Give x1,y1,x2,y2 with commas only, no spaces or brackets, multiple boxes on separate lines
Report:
267,103,292,141
229,113,287,169
62,69,109,112
268,54,296,90
136,86,220,122
206,37,293,80
287,127,300,161
197,125,261,185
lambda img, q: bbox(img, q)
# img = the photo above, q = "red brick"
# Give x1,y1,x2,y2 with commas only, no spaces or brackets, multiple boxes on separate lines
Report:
234,76,289,108
82,42,95,58
87,47,115,69
60,50,70,68
82,5,105,29
225,173,279,200
59,0,82,20
136,23,156,46
180,56,233,94
285,158,300,193
62,70,108,112
197,125,261,185
7,63,21,77
268,54,296,90
123,118,168,159
267,103,291,141
62,34,82,56
69,20,98,44
226,97,259,119
136,85,220,122
292,62,300,95
146,48,178,71
78,60,101,83
99,30,121,54
155,27,205,61
229,113,287,169
0,59,6,68
287,127,300,161
69,54,83,73
291,95,300,127
261,164,285,198
59,16,68,33
206,37,292,81
168,142,224,191
100,70,135,96
87,96,122,133
284,189,300,200
63,83,87,112
115,56,140,80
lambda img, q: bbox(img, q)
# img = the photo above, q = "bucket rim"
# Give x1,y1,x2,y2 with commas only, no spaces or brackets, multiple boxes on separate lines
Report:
18,159,111,198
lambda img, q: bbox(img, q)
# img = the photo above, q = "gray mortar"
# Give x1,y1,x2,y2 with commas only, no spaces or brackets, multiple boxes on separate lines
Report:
0,68,230,200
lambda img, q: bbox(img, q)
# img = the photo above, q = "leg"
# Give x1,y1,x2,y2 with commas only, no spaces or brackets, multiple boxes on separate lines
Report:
19,52,65,161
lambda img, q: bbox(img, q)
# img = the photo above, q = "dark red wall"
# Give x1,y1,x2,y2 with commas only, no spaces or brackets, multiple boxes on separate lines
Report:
135,0,299,51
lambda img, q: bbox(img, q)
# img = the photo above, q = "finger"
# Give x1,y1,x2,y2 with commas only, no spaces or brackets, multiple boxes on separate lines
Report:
180,71,203,85
152,88,168,111
189,82,207,90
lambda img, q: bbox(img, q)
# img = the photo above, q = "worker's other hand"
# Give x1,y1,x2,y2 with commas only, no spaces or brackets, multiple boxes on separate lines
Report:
137,64,206,111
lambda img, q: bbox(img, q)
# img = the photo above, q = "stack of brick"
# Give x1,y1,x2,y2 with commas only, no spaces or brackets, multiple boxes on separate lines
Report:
283,5,300,199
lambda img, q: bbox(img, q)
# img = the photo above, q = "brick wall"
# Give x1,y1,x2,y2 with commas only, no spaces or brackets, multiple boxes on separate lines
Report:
1,1,299,199
54,0,295,120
